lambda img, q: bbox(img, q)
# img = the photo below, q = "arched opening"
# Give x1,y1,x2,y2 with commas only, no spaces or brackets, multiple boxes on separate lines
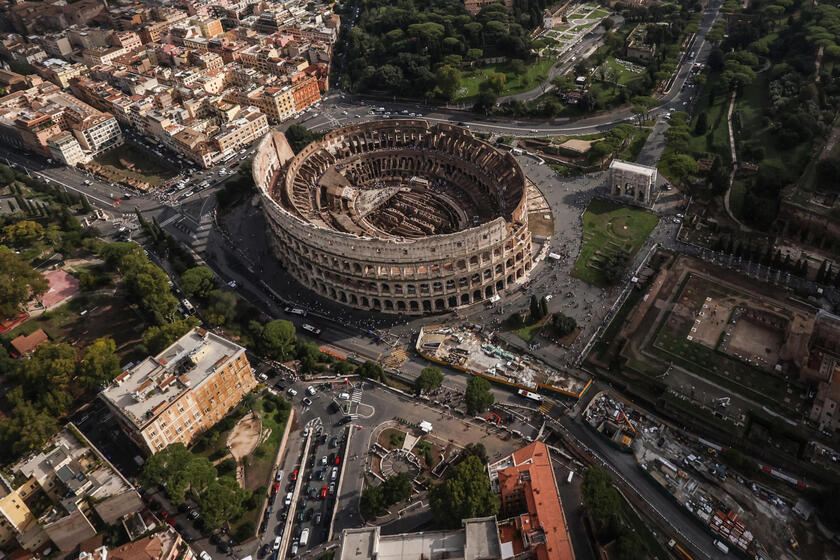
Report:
349,294,358,305
373,298,382,309
396,300,406,311
461,293,470,305
435,299,445,310
496,280,504,291
361,296,369,307
485,286,494,298
448,296,457,308
339,291,348,303
422,300,432,312
473,290,482,301
409,301,419,312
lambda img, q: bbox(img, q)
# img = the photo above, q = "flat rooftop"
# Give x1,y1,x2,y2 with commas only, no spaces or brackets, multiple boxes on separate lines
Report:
340,517,500,560
609,158,658,177
100,327,244,429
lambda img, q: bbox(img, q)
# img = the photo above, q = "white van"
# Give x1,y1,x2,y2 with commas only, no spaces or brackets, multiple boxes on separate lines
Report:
273,537,281,551
330,467,338,481
299,528,310,547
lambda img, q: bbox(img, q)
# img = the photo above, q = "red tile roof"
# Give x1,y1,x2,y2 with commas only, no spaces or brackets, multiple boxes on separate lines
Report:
497,442,574,560
10,328,48,356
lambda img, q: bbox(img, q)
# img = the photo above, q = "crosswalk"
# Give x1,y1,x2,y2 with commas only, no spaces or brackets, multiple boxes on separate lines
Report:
351,387,363,403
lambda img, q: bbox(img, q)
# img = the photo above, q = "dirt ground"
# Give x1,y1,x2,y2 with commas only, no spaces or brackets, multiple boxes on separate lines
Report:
727,318,784,367
227,412,263,461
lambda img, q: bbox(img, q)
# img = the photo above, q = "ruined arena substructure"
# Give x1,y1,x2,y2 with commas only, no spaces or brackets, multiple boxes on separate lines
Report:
252,120,534,315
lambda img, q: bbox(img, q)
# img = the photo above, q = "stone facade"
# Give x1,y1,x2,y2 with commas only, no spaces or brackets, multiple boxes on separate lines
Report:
609,159,657,206
254,121,533,315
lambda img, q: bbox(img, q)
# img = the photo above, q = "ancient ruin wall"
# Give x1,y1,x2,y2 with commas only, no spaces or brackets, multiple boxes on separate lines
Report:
254,121,533,315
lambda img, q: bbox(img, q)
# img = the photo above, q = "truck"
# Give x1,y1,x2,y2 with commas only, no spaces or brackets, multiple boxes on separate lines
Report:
302,324,321,336
299,528,310,547
713,540,729,554
181,299,195,316
566,471,574,484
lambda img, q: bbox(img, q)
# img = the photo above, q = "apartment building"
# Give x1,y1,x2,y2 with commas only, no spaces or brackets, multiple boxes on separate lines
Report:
83,527,194,560
48,131,89,166
35,58,90,88
114,31,143,52
292,75,320,112
100,327,257,455
213,105,268,154
488,442,575,560
0,428,143,553
33,34,73,58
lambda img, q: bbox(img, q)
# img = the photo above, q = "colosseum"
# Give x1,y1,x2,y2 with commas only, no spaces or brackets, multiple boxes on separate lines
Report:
252,120,533,315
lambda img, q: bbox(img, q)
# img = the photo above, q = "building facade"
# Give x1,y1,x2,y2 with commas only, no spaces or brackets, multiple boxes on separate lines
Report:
100,327,256,455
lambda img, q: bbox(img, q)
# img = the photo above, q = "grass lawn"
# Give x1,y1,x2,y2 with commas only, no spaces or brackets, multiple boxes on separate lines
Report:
600,56,644,86
572,199,659,286
94,142,178,188
457,59,554,102
588,81,625,112
2,294,147,359
514,317,547,342
590,8,609,18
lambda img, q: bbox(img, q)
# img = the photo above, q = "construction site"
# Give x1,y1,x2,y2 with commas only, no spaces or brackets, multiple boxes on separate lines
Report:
416,325,591,399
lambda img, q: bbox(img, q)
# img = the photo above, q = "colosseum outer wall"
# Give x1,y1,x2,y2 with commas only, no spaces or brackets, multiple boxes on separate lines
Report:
253,123,533,315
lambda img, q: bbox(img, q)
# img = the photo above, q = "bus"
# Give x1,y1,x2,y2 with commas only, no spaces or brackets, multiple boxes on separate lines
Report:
302,324,321,336
518,389,543,403
181,299,195,315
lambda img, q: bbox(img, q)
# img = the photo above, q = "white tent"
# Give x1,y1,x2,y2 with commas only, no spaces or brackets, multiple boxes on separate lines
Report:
419,421,433,433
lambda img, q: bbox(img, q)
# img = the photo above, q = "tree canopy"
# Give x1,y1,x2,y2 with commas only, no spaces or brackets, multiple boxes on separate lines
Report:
464,376,494,415
414,366,444,394
142,317,201,354
0,245,47,319
180,266,216,299
429,455,499,527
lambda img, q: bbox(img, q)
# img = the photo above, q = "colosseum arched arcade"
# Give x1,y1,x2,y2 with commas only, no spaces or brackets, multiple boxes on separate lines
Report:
253,120,534,315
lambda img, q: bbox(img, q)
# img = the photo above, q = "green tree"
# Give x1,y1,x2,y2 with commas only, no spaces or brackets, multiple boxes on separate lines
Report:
259,319,296,359
0,402,59,460
360,485,386,519
414,366,444,395
200,476,251,530
464,376,494,415
581,466,621,528
206,289,238,326
539,296,549,318
358,360,384,381
429,455,499,528
382,472,412,504
529,295,541,320
0,246,48,319
602,251,630,285
694,111,708,134
435,65,462,100
551,313,577,336
78,337,121,390
180,266,216,299
142,317,201,354
3,220,44,245
284,125,324,152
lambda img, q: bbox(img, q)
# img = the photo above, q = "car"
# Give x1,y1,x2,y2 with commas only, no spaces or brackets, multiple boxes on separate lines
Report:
338,392,350,400
290,543,299,556
321,485,328,498
329,436,338,448
306,386,317,396
275,469,284,482
331,467,338,481
335,454,341,465
329,482,336,495
320,456,327,466
272,481,280,495
273,536,282,551
188,509,200,520
302,397,313,406
531,129,538,133
314,512,322,525
258,373,268,382
287,388,298,397
303,427,310,437
200,552,212,560
316,468,325,480
337,415,352,425
291,468,299,481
